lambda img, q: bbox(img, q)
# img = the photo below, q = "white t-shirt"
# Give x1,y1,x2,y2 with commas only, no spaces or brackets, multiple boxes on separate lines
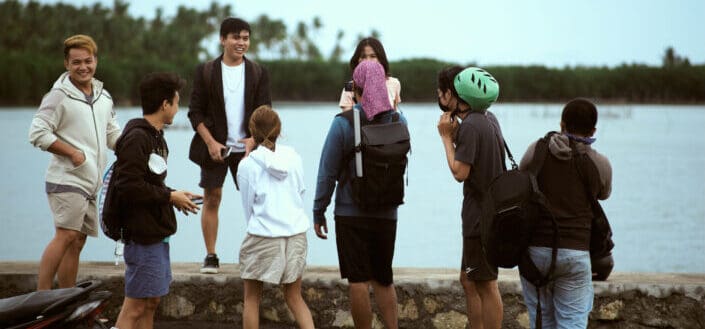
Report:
222,61,246,151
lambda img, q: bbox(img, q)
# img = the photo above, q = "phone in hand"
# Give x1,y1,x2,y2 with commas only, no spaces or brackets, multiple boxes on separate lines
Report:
221,146,232,159
190,196,204,205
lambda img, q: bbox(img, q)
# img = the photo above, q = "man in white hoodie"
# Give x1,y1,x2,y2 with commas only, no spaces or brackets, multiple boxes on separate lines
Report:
29,34,122,290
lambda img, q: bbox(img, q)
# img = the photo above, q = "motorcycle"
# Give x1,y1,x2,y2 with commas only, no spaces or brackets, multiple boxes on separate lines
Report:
0,280,112,329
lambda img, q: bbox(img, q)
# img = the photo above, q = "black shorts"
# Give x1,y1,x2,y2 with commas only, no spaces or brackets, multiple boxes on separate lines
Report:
461,237,498,281
335,216,397,286
199,152,245,189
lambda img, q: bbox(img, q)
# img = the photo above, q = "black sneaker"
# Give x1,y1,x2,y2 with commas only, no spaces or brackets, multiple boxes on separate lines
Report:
200,253,219,274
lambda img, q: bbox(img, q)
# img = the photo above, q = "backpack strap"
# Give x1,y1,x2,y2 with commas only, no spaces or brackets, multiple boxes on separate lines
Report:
353,109,363,177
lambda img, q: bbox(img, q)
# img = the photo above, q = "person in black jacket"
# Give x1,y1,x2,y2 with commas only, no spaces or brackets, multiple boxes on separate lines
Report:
113,73,200,329
188,17,272,274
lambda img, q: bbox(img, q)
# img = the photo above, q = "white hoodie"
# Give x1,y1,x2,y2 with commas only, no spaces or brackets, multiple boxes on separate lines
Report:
236,144,310,237
29,72,121,196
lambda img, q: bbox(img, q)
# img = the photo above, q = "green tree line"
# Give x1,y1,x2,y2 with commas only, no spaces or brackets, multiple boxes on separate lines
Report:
1,0,703,106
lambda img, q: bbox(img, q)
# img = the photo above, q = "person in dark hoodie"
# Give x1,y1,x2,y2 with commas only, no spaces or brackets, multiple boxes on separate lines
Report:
518,98,612,328
112,72,201,329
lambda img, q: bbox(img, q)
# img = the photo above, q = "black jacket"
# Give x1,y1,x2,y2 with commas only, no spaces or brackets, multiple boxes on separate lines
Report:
114,118,176,244
187,55,271,167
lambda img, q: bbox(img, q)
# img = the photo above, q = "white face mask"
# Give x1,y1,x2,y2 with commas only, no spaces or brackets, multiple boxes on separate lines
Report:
148,153,167,175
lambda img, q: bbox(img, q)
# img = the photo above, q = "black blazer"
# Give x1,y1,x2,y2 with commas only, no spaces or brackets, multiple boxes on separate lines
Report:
187,54,271,167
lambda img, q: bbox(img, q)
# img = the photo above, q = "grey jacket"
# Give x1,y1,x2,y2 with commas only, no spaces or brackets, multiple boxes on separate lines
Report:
29,72,122,197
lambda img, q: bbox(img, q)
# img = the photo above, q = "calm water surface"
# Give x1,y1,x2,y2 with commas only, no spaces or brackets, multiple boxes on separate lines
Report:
1,103,703,273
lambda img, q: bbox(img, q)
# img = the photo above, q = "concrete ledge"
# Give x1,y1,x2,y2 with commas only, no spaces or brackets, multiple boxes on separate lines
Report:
2,262,704,328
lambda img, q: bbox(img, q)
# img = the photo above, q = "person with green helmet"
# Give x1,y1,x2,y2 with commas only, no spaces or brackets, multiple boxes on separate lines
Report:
436,66,504,329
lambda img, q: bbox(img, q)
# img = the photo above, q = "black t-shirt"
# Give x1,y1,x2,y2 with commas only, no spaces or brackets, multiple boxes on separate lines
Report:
454,111,506,237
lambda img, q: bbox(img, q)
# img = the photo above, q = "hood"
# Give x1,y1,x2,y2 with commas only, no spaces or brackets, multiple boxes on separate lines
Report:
249,145,298,180
548,133,590,161
53,72,104,102
115,118,160,151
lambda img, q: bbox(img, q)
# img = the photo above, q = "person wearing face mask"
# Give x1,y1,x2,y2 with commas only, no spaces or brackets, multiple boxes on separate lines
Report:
436,66,505,329
338,37,401,111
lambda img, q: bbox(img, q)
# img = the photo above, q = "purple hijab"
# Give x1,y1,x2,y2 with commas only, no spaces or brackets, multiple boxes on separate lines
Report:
353,60,392,120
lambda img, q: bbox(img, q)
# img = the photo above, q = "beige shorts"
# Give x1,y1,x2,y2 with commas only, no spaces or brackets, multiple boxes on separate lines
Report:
47,192,98,237
239,232,307,284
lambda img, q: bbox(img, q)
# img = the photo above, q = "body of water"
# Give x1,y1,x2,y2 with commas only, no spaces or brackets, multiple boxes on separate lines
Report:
1,103,704,273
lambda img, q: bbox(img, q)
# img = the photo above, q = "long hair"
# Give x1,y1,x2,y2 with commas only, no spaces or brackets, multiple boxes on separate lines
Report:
249,105,281,151
349,37,390,77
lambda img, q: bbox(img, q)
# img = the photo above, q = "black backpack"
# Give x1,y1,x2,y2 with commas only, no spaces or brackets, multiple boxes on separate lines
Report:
339,109,410,210
479,133,557,270
479,132,558,329
98,161,123,241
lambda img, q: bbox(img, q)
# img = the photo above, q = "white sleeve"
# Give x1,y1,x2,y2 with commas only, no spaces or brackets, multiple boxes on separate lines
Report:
106,108,122,150
28,90,64,150
339,88,354,110
237,165,255,222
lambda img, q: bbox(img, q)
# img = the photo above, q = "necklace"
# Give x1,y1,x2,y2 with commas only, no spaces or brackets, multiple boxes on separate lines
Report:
223,63,244,93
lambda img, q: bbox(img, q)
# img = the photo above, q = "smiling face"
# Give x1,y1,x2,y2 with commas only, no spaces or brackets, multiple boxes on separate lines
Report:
64,48,96,92
163,91,180,125
221,30,250,66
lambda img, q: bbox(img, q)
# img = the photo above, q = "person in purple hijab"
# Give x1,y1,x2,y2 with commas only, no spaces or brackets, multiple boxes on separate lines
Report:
313,60,407,329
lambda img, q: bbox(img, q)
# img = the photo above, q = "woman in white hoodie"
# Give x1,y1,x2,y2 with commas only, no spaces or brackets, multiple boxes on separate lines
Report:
236,105,314,329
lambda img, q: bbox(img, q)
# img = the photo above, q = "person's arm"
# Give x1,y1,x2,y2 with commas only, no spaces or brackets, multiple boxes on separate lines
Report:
255,65,272,106
106,107,122,151
313,118,346,239
236,166,255,223
388,77,401,110
518,142,538,171
187,62,227,163
437,112,471,182
589,152,613,200
114,130,172,205
196,122,226,162
29,90,86,166
47,141,86,167
338,89,353,111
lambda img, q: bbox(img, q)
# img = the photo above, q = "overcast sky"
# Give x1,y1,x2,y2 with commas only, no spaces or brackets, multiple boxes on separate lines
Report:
31,0,705,67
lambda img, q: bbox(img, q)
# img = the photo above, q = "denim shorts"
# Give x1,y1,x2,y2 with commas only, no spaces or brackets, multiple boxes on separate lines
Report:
520,247,593,329
124,241,172,298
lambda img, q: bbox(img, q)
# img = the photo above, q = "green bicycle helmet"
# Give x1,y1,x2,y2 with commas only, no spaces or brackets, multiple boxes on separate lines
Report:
454,67,499,112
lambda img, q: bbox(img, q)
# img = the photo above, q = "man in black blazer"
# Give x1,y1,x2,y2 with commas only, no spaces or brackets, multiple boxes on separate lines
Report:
188,17,271,274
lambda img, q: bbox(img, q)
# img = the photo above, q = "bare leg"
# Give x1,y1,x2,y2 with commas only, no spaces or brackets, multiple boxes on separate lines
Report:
474,279,503,329
37,227,84,290
283,279,314,329
115,296,160,329
243,279,263,329
56,233,86,288
371,281,398,329
461,272,483,329
349,282,372,329
201,187,222,255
